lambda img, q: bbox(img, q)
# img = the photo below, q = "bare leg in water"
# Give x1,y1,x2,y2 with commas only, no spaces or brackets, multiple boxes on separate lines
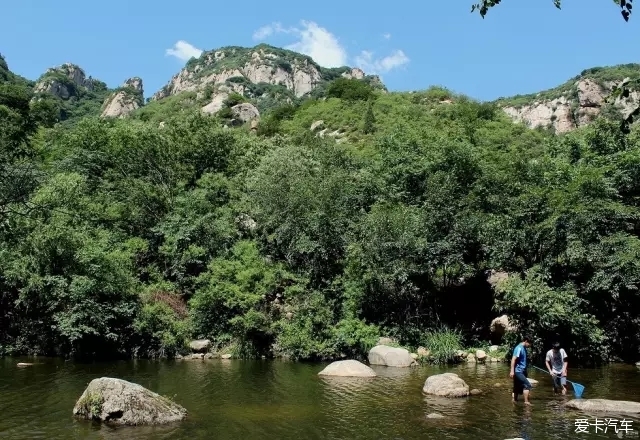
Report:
522,389,531,405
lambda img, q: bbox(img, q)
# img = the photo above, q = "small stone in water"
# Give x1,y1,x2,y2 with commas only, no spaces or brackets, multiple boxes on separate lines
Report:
426,413,445,419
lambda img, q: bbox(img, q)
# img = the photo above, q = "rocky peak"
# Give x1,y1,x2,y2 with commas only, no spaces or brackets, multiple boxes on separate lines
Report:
123,76,143,92
152,44,327,101
150,44,385,116
33,63,96,99
341,68,365,80
497,64,640,133
101,77,144,118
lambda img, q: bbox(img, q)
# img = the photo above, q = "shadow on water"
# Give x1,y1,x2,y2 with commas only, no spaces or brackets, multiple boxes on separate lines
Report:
0,356,639,439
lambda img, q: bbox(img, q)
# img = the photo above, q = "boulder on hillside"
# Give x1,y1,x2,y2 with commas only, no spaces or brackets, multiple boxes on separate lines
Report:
318,360,377,377
231,102,260,124
487,270,509,288
310,120,324,131
368,345,417,367
490,315,514,343
72,377,187,425
189,339,211,353
565,398,640,414
422,373,470,398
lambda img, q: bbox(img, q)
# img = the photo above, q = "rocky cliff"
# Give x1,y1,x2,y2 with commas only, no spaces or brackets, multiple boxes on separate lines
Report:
150,44,385,116
30,63,112,124
496,64,640,133
101,77,144,118
8,47,640,133
33,63,100,99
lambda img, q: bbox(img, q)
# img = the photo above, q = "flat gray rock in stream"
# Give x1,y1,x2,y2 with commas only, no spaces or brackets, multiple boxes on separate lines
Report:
565,398,640,414
73,377,187,425
318,360,377,377
368,345,417,367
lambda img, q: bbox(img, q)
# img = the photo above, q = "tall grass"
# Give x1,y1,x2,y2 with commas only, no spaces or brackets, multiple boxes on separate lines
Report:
423,327,463,364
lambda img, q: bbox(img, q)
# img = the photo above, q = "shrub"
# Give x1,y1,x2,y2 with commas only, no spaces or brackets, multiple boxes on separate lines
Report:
326,78,375,101
422,327,464,364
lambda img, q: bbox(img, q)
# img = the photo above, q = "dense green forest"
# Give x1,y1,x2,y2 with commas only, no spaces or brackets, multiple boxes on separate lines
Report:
1,52,640,367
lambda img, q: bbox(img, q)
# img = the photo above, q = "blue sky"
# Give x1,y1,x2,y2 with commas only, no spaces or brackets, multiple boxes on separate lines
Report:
1,0,639,101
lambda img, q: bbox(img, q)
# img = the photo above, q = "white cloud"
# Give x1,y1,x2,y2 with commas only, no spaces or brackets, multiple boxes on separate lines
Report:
166,40,203,62
382,32,391,40
354,49,409,74
252,20,347,67
251,20,409,74
252,22,289,40
285,21,348,67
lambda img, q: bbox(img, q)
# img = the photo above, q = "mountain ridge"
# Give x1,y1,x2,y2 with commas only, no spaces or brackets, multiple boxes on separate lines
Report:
3,46,640,132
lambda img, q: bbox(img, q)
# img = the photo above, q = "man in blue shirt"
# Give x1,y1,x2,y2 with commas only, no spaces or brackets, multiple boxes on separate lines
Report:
510,335,533,405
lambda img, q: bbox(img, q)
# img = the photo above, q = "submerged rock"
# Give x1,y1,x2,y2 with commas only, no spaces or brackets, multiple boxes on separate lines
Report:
565,398,640,414
422,373,470,397
72,377,187,425
426,412,445,419
318,360,377,377
368,345,417,367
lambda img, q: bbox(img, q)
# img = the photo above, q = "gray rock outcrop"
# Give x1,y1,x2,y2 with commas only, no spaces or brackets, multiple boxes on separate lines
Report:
72,377,187,425
230,102,260,123
101,77,144,118
422,373,470,398
33,63,95,99
565,398,640,414
189,339,211,353
368,345,417,367
317,360,377,377
490,315,514,342
500,77,640,134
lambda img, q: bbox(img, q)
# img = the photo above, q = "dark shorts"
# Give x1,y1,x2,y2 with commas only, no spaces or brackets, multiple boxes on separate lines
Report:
553,373,567,389
513,371,532,394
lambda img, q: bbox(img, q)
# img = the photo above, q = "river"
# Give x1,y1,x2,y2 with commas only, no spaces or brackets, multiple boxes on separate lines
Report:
0,357,638,439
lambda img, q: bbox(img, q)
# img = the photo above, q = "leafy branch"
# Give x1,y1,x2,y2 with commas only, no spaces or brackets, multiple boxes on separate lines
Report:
471,0,633,22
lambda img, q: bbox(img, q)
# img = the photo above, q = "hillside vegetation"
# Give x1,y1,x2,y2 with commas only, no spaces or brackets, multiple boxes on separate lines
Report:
495,63,640,109
2,50,640,366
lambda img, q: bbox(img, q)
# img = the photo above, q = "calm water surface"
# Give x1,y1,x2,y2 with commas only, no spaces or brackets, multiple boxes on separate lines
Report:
0,357,639,439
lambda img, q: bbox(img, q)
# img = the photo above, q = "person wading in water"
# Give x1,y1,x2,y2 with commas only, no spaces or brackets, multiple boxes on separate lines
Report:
545,342,568,395
510,335,533,405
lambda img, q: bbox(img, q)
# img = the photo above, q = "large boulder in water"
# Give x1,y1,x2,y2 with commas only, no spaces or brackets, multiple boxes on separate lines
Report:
318,360,377,377
368,345,417,367
73,377,187,425
422,373,470,397
565,398,640,415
